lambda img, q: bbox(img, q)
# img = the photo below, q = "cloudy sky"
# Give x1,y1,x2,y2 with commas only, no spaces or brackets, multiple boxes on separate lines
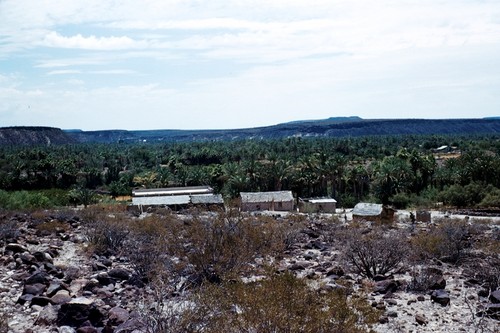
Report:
1,0,499,130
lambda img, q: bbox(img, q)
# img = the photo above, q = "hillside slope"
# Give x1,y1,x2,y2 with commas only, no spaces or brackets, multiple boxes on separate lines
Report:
0,127,76,146
67,118,500,143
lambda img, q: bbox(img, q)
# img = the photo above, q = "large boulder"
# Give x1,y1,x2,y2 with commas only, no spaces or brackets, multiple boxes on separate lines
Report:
51,290,72,305
26,271,51,285
108,268,131,281
5,243,29,253
35,304,58,326
108,307,130,326
374,279,401,294
490,290,500,304
57,297,105,328
23,283,46,296
431,290,450,306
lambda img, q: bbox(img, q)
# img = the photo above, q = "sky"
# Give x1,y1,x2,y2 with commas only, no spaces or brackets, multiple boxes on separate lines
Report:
1,0,500,130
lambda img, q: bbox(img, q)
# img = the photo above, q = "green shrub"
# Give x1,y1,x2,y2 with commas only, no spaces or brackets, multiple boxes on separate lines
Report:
0,190,53,210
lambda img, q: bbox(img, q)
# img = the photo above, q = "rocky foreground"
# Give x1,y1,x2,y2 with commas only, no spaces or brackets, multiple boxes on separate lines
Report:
0,210,499,333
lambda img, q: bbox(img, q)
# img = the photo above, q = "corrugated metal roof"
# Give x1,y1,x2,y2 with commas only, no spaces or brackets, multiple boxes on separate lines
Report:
240,191,294,203
191,194,224,204
301,197,337,204
132,195,191,206
133,186,213,197
352,203,383,216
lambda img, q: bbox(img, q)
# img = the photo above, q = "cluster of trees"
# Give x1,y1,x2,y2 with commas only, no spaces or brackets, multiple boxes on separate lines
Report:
0,134,499,209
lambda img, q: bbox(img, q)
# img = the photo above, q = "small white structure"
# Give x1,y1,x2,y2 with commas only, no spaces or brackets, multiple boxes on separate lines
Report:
298,197,337,213
352,203,395,223
240,191,294,212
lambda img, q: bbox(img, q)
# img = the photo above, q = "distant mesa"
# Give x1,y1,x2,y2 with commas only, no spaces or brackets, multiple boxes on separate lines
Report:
2,117,500,145
0,126,75,146
283,116,363,125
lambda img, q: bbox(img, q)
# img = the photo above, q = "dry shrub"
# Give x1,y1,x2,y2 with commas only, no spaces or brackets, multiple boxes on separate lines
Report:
464,256,500,293
35,219,69,235
173,211,288,284
123,214,178,283
0,217,19,244
342,229,409,279
30,209,51,221
406,267,443,292
411,218,472,264
177,272,380,333
80,207,130,256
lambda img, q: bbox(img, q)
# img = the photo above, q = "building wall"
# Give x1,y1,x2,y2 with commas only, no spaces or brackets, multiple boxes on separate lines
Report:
299,202,336,213
241,200,294,212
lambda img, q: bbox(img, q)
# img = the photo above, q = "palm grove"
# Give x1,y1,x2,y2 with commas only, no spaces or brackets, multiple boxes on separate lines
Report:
0,134,499,210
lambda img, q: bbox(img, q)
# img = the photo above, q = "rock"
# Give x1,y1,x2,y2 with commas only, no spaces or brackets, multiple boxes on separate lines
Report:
20,253,36,265
57,297,105,328
17,293,34,305
47,281,65,297
431,290,450,306
387,311,398,318
326,266,344,277
96,273,114,286
108,306,130,326
33,251,53,263
430,276,446,290
76,327,98,333
36,304,58,326
64,265,81,280
108,268,131,281
26,271,51,285
490,290,500,304
374,279,400,294
288,261,313,271
415,314,428,325
417,295,425,302
51,290,72,305
31,296,52,307
23,283,46,296
5,243,29,253
373,274,392,282
59,327,77,333
385,299,398,306
114,318,144,333
100,258,113,267
379,316,389,324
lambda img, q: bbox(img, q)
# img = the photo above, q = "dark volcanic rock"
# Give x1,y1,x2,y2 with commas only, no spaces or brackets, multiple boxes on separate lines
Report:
31,296,52,307
490,290,500,304
23,283,46,296
374,279,401,294
5,243,29,253
431,290,451,306
415,314,428,325
57,297,105,328
35,304,58,326
108,306,130,326
26,271,51,285
108,268,131,281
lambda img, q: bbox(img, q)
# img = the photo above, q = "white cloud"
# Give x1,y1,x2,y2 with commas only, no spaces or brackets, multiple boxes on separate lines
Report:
47,70,82,75
89,70,137,75
39,31,148,50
